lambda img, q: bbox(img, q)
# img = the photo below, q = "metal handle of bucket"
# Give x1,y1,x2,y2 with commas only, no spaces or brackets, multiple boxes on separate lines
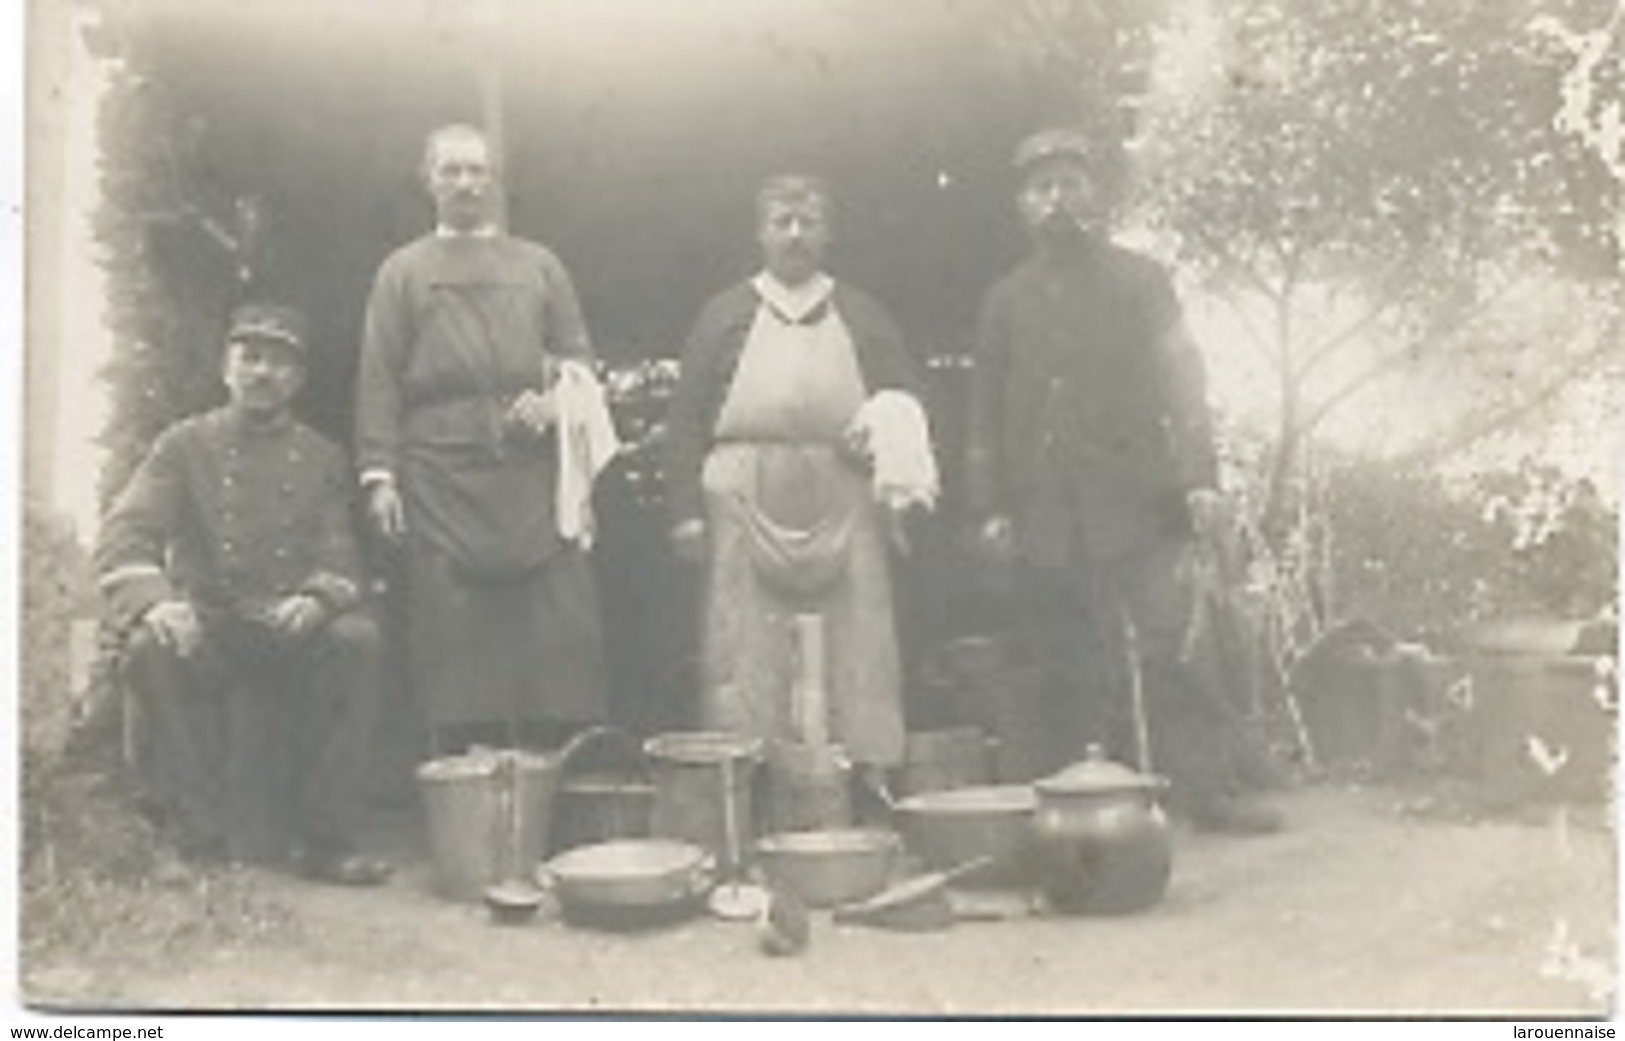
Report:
554,725,653,784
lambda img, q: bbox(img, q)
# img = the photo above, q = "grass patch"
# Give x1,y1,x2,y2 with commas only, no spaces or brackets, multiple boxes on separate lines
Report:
21,705,301,997
20,506,298,1002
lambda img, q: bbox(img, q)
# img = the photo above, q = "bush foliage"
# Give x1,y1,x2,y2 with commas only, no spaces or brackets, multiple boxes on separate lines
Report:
1324,455,1617,640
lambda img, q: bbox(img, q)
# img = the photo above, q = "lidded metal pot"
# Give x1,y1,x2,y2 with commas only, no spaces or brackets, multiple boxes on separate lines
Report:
1030,745,1173,915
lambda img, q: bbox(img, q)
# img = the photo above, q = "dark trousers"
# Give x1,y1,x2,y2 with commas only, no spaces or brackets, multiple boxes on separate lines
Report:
1006,539,1241,808
122,610,384,862
405,544,608,747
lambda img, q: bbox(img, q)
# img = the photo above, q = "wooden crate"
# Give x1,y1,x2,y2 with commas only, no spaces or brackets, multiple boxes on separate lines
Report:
1459,654,1616,807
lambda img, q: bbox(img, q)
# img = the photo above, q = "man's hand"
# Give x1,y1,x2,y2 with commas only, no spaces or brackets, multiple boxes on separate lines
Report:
265,594,327,638
671,518,707,564
1186,488,1226,541
144,599,203,657
839,420,873,469
977,514,1013,559
506,389,557,438
367,478,407,543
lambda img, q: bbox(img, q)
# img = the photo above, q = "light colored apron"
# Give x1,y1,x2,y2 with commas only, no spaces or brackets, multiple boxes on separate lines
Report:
699,292,904,765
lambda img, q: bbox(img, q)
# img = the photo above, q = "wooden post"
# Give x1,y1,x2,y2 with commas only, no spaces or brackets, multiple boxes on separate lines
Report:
472,0,508,231
26,0,73,517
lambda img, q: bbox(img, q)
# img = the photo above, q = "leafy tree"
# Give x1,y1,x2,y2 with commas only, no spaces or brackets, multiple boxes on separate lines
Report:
92,58,239,508
1122,0,1622,539
996,1,1621,753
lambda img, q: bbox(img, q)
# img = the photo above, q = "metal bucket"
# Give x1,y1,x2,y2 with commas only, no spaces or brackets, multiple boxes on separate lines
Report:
551,775,655,853
643,731,762,866
416,727,612,902
417,749,562,903
765,741,852,833
550,728,655,855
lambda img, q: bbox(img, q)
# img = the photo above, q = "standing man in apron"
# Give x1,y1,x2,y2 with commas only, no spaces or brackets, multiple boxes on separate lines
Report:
663,175,933,789
356,124,609,753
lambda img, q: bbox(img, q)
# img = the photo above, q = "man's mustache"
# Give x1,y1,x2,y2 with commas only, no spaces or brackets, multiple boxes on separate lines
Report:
1037,209,1093,240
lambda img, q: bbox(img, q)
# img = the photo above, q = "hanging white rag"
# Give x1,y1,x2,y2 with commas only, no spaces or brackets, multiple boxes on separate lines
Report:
554,360,623,548
846,389,940,513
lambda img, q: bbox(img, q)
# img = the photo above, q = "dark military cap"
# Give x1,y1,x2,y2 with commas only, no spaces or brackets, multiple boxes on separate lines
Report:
227,303,308,355
1012,127,1094,171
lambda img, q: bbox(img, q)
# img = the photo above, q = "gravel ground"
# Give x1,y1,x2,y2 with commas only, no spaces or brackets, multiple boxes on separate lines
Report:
23,784,1617,1017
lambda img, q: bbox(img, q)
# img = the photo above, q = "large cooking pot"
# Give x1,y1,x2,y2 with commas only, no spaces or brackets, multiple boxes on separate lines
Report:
894,784,1037,889
540,839,714,930
1031,746,1172,915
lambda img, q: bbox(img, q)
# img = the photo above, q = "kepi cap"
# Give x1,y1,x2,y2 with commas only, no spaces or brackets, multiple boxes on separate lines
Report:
227,303,308,355
1012,127,1094,172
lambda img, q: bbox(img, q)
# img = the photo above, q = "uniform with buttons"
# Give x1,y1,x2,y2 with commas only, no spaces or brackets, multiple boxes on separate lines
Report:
99,409,362,630
97,406,382,866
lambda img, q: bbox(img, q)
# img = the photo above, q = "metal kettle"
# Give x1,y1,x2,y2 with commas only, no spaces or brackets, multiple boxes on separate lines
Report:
1030,744,1173,915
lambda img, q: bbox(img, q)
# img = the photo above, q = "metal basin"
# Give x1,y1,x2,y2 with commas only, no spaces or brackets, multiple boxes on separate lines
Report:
894,785,1037,889
755,829,901,908
541,839,713,929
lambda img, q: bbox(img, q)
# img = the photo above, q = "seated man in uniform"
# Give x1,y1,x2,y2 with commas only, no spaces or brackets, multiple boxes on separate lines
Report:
98,303,391,884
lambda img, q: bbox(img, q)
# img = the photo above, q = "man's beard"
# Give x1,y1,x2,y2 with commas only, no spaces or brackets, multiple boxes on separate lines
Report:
1035,209,1093,251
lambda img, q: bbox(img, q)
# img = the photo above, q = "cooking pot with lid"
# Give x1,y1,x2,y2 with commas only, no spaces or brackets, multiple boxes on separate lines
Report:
1030,745,1172,915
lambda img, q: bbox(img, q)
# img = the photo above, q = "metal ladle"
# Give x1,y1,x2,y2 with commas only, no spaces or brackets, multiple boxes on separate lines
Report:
707,753,768,920
484,750,545,924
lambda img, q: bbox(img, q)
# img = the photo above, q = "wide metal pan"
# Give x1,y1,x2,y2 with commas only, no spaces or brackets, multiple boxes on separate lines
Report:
540,838,714,930
893,784,1038,889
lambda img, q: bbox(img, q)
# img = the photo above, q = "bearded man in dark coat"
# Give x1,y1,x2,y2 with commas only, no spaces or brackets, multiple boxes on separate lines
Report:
965,129,1281,834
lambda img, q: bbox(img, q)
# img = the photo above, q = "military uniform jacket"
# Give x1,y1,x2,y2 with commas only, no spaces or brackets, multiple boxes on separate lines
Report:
964,240,1217,563
96,408,364,631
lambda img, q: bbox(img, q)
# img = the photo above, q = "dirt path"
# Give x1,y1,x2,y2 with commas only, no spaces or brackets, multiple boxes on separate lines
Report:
25,786,1617,1016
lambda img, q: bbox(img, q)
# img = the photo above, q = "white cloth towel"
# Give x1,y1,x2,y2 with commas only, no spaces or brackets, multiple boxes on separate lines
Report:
847,390,940,513
554,360,622,548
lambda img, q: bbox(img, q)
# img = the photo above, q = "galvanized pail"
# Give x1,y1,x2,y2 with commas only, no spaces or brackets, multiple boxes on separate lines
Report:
643,731,762,868
417,748,561,902
550,728,655,855
416,727,614,902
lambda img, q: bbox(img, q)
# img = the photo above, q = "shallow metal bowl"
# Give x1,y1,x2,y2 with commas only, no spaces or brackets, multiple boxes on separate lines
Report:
894,784,1038,889
755,828,901,908
542,838,713,918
